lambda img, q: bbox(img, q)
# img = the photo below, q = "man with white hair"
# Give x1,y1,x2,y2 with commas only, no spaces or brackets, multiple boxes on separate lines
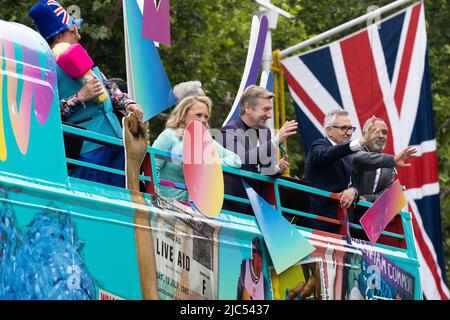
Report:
304,109,379,233
172,80,205,103
351,117,416,203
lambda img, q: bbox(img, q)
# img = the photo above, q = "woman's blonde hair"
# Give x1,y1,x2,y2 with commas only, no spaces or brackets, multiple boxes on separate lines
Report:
166,95,212,129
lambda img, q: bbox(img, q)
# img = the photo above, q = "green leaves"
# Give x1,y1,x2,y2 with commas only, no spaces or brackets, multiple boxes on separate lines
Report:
85,25,109,41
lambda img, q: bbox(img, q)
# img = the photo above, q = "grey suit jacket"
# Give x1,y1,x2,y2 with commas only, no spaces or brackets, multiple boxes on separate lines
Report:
351,148,396,202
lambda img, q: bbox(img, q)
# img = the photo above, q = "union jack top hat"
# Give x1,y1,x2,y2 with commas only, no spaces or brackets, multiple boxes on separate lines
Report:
28,0,84,40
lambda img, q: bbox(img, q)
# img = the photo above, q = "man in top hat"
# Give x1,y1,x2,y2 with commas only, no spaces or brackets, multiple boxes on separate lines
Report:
28,0,143,187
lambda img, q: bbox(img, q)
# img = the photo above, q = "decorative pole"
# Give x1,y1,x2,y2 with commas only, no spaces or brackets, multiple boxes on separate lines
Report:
255,0,292,175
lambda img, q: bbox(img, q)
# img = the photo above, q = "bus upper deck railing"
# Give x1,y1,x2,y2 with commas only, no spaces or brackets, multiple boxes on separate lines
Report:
62,124,414,256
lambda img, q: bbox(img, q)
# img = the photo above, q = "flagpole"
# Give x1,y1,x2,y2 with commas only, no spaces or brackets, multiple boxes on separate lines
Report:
280,0,418,58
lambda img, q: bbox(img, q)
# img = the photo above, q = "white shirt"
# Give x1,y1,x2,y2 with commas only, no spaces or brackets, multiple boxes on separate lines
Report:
373,168,381,193
244,259,265,300
326,137,363,152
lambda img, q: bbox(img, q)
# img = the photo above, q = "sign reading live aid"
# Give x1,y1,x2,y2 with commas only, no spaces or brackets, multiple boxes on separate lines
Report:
150,196,220,300
343,239,415,300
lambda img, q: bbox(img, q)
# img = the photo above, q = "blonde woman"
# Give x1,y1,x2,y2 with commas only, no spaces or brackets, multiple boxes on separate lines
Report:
153,96,241,200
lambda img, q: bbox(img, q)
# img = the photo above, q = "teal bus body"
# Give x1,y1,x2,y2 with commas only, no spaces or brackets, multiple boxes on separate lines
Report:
0,20,421,300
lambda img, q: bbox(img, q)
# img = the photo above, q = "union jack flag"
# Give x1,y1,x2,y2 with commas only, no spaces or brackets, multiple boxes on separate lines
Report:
46,0,69,25
282,2,448,300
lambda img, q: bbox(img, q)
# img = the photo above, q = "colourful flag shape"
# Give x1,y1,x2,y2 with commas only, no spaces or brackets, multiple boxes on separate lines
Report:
123,0,176,122
243,181,315,274
222,15,268,126
360,180,407,244
142,0,171,46
183,120,224,218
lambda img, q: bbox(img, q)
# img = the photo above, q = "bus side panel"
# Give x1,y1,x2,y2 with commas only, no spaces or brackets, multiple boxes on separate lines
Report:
0,21,69,185
270,237,420,300
218,225,273,300
0,183,143,300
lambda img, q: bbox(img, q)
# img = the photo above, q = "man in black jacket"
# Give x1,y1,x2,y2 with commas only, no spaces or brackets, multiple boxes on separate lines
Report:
351,117,416,202
219,85,298,214
304,110,379,233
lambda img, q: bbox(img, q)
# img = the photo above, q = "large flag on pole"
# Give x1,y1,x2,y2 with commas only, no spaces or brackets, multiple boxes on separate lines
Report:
282,2,448,300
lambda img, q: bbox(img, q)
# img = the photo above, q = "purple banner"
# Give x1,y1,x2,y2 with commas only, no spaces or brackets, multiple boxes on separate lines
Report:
142,0,171,46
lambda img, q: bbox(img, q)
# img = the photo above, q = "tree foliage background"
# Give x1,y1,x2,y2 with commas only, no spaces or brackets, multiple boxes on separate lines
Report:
1,0,449,281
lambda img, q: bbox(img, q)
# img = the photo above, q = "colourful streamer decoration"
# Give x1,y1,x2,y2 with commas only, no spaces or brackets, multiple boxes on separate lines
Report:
0,26,56,161
360,180,407,244
222,15,268,126
260,70,274,92
123,0,176,122
259,70,275,129
182,120,224,218
243,181,315,274
142,0,171,46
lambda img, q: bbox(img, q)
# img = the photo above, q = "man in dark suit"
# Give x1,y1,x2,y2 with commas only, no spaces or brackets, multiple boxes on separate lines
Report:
219,85,298,214
304,110,380,233
351,118,416,202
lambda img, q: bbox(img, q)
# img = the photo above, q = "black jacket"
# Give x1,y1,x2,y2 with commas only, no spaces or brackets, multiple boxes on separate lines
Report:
305,138,359,220
219,118,278,214
351,146,395,202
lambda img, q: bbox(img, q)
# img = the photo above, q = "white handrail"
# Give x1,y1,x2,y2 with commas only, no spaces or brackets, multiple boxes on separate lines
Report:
280,0,418,58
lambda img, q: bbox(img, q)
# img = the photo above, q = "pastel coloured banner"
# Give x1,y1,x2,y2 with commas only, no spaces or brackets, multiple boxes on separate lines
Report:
123,0,176,122
243,181,315,275
1,35,55,159
222,15,268,126
260,70,275,130
260,70,274,92
182,120,224,218
360,180,407,244
142,0,171,46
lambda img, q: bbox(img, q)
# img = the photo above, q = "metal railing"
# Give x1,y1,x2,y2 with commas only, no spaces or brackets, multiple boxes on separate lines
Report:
62,124,413,254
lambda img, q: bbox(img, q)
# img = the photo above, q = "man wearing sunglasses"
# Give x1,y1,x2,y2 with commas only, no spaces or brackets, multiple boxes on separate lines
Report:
304,109,380,233
28,1,143,187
